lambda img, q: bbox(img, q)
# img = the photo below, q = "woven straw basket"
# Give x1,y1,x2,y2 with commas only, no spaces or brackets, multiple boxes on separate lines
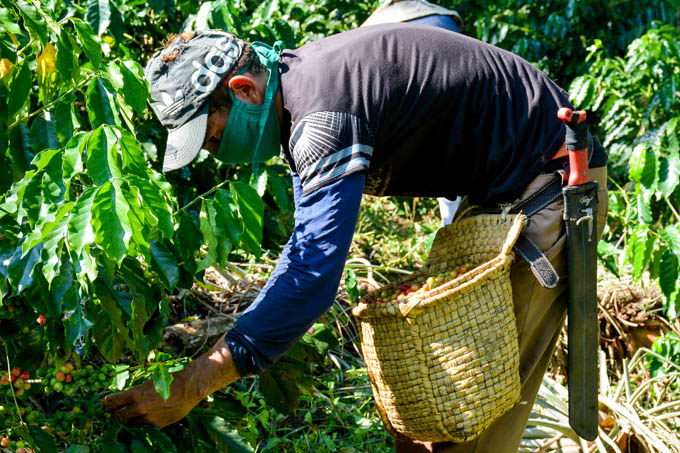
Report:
351,213,526,442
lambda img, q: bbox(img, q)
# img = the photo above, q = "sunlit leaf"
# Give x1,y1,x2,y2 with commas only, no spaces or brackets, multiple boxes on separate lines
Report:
200,416,254,453
659,251,679,299
150,240,178,290
56,29,79,85
231,181,263,258
87,77,120,128
659,153,680,197
7,60,31,119
72,18,102,68
29,112,59,153
86,0,111,37
86,126,122,185
15,1,48,45
91,181,132,263
67,187,97,255
152,364,173,401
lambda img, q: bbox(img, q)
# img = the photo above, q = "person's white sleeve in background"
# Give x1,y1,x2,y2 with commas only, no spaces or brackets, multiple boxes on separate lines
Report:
438,197,461,226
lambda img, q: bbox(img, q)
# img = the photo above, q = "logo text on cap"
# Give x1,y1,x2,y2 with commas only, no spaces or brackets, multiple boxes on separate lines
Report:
191,37,239,93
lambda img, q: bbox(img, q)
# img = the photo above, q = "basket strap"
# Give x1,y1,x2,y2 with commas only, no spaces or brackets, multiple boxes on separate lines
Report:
470,173,564,288
514,234,559,288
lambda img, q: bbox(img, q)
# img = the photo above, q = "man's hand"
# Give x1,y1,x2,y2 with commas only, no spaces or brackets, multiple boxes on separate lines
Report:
101,336,241,428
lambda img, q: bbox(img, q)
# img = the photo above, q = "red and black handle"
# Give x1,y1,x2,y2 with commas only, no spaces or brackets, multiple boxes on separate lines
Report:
558,107,589,186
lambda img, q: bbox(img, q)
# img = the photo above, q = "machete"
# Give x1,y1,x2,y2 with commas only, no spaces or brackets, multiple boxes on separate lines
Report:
558,107,600,441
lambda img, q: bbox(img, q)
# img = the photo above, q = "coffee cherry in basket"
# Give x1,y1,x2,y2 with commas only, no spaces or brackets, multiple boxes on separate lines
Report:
371,265,471,304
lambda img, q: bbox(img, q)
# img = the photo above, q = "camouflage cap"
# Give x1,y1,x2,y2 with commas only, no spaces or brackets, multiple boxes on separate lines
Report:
144,30,245,172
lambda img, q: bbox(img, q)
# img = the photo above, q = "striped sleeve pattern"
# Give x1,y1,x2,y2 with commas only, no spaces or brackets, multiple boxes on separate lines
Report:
289,111,373,195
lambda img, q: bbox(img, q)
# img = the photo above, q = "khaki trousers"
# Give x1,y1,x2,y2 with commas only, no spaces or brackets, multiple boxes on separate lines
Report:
395,167,608,453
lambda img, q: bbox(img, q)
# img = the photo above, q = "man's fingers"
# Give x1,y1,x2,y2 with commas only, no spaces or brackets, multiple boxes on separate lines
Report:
102,389,136,411
112,403,146,424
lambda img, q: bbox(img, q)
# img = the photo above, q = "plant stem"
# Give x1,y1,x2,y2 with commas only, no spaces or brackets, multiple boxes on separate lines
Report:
664,197,680,223
7,74,96,131
0,337,35,449
175,179,231,214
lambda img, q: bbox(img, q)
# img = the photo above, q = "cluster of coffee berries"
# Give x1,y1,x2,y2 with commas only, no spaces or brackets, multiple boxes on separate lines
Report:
37,363,116,395
48,400,108,440
0,435,34,453
0,305,16,320
373,265,470,304
38,363,76,394
0,369,31,398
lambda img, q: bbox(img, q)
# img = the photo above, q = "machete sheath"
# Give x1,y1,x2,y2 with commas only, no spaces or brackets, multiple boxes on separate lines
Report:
558,107,600,441
563,181,599,440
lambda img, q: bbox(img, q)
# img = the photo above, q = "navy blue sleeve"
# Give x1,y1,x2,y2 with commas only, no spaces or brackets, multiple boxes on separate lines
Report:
225,171,365,375
407,14,461,33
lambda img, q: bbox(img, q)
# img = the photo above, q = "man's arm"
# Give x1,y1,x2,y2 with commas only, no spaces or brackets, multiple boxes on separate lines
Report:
101,336,240,427
102,171,366,425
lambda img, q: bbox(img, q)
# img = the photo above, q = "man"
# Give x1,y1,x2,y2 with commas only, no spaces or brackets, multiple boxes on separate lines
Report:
362,0,464,226
102,23,608,452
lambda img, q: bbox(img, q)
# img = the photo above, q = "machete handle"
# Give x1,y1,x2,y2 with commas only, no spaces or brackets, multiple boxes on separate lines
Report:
557,108,589,186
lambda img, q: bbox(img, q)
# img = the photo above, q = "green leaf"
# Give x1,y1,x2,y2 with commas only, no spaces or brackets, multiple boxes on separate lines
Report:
174,213,202,262
54,98,78,144
64,304,93,346
65,446,90,453
87,77,120,127
266,168,289,210
67,187,97,254
131,176,174,239
119,60,148,116
659,251,678,300
29,111,59,153
7,243,41,294
41,204,72,284
28,424,57,453
660,225,680,255
0,7,21,34
15,1,48,45
629,144,647,183
93,309,124,363
71,18,102,68
150,240,179,290
198,199,232,271
137,428,176,453
86,0,111,37
86,126,122,185
302,322,338,355
91,181,132,263
152,364,173,401
629,225,650,281
7,60,31,119
56,28,79,85
120,183,150,258
117,129,148,178
8,125,34,174
659,153,680,197
200,416,254,453
214,189,241,245
62,132,86,182
231,181,263,257
259,366,301,415
0,32,16,63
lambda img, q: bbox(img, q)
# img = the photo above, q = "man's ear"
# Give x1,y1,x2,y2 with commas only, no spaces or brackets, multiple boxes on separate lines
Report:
228,74,263,105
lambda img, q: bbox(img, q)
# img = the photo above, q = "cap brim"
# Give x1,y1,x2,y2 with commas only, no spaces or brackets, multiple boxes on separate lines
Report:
162,103,209,172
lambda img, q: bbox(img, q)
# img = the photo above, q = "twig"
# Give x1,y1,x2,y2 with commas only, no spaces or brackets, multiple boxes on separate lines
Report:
7,74,95,131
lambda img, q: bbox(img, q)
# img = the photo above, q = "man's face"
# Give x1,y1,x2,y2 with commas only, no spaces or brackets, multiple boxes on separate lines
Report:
202,106,229,156
200,73,267,156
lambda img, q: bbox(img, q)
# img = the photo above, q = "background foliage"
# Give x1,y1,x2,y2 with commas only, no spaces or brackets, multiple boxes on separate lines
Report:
0,0,678,451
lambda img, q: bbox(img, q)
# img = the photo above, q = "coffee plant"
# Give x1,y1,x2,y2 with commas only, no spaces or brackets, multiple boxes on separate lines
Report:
0,0,678,451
